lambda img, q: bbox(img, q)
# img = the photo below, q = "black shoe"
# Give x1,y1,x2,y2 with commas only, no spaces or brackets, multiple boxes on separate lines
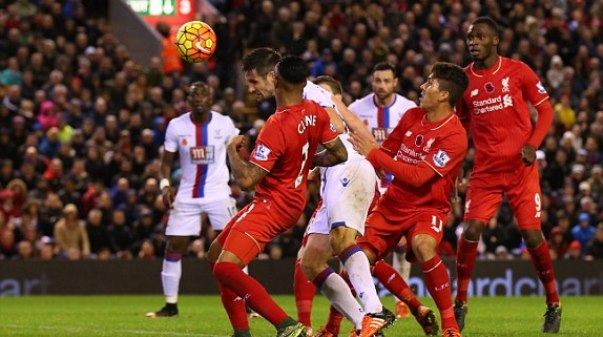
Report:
542,303,562,333
381,306,397,326
453,300,467,332
146,303,178,318
414,306,439,336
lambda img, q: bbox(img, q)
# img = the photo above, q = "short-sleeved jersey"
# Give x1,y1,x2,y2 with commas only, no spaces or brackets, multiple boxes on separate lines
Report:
381,107,467,213
349,93,416,192
164,111,239,202
250,100,338,220
456,56,550,174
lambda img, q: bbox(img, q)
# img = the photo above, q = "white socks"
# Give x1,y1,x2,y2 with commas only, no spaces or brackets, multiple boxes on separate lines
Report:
161,258,182,304
320,271,365,330
342,248,382,314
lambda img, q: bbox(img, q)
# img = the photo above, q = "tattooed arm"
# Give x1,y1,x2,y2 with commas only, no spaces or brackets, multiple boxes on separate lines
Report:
228,135,268,190
312,137,348,167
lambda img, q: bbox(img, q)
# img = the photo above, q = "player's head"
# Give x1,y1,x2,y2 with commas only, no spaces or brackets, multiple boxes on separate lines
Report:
467,16,500,61
242,48,282,101
314,75,343,96
420,62,469,109
274,55,308,94
187,82,213,115
371,63,398,102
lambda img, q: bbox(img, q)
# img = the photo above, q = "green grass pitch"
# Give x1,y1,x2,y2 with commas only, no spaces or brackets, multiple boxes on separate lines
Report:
0,295,600,336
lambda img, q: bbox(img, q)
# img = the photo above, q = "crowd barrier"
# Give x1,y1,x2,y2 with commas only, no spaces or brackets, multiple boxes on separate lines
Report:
1,259,601,296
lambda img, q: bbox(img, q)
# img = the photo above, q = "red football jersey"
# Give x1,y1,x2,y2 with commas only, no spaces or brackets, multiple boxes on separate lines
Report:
380,107,467,213
250,100,338,219
456,56,550,174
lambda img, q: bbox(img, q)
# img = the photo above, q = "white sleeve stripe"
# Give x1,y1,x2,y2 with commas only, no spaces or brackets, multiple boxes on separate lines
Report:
250,160,271,173
423,159,444,177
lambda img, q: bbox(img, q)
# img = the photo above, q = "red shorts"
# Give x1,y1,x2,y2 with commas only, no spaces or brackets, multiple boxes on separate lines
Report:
357,201,446,262
463,164,542,230
216,198,298,265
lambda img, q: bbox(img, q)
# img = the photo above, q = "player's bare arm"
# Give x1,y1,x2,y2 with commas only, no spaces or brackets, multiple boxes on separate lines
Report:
227,135,268,190
349,129,379,156
160,149,177,208
331,94,373,141
312,137,348,167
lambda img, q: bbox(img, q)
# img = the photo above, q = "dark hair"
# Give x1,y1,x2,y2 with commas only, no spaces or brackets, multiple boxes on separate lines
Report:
372,62,398,78
275,55,308,85
313,75,343,95
472,16,499,38
431,62,469,106
242,48,282,76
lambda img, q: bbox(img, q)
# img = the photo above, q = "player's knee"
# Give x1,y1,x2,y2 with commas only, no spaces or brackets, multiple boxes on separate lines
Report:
300,241,331,279
167,236,190,254
361,247,376,265
411,236,437,263
463,221,483,240
329,227,356,255
300,253,325,280
207,240,222,263
521,229,544,249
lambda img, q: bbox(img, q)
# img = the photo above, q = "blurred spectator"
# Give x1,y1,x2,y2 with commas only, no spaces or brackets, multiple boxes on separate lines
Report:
86,208,111,256
571,212,596,253
565,240,582,260
584,224,603,260
53,203,90,258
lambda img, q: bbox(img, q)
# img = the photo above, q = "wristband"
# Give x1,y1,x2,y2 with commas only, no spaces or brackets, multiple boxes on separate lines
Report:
160,178,170,190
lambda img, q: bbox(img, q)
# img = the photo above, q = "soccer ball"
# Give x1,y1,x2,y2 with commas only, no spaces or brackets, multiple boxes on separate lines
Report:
175,21,217,63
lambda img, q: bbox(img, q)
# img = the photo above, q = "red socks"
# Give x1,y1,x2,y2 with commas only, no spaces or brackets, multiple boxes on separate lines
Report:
214,262,288,326
325,304,345,335
455,237,479,303
421,256,458,331
528,242,560,304
373,260,422,315
294,258,316,327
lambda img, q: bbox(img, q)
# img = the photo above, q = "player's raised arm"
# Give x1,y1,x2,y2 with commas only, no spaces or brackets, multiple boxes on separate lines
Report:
227,135,268,190
312,137,348,167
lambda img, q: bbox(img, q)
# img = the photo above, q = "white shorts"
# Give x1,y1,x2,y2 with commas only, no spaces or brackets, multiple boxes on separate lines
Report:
165,197,237,236
306,158,376,236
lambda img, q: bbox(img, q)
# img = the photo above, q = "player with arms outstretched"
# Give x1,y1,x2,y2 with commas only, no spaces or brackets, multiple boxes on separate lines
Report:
147,82,238,318
207,55,348,337
453,17,561,334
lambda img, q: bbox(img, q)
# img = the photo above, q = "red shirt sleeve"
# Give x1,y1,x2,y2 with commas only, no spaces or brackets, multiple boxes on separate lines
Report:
519,62,554,148
315,103,339,144
366,120,468,188
366,149,437,187
249,119,284,172
422,130,468,178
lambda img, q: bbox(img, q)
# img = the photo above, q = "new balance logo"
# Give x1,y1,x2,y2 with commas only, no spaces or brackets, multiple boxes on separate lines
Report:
470,89,479,97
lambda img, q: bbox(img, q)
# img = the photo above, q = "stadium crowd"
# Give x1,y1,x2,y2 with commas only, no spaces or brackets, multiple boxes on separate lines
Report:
0,0,602,262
